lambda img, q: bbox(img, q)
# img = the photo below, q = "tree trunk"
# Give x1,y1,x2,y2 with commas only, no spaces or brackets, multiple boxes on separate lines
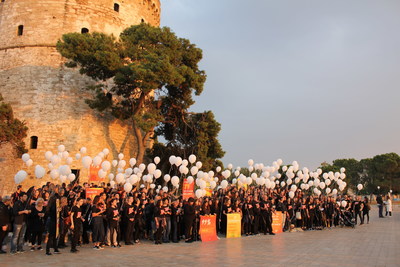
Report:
132,120,145,164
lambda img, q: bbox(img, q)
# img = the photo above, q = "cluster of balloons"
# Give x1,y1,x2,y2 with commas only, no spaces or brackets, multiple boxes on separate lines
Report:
14,145,365,198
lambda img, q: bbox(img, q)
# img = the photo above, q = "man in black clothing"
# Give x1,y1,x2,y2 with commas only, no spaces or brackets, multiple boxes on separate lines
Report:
0,196,12,254
183,198,196,242
45,190,61,255
123,196,135,245
376,195,384,218
11,192,31,254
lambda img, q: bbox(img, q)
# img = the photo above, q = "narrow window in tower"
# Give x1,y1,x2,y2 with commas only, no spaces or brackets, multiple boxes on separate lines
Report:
141,18,145,23
17,25,24,36
81,28,89,34
114,3,120,12
30,136,38,149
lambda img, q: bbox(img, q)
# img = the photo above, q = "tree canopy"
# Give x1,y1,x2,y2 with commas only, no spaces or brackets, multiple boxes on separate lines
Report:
320,153,400,193
0,94,28,156
56,23,224,166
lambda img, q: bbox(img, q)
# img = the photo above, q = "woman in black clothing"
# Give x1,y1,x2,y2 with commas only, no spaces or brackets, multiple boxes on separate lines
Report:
106,198,120,248
154,199,165,244
362,196,370,224
29,198,46,251
70,197,84,253
92,196,106,249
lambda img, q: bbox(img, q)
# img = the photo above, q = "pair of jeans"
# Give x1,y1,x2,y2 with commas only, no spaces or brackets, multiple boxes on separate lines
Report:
11,223,26,252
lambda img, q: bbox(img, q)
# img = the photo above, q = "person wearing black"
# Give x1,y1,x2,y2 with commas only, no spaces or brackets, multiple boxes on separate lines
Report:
91,196,106,250
123,196,135,245
376,194,384,218
45,190,61,256
70,197,84,253
58,196,70,249
134,198,146,243
362,196,370,224
243,197,254,236
183,198,196,242
170,199,181,243
0,196,12,254
253,201,261,234
11,192,31,254
81,198,93,244
352,196,363,225
162,198,172,243
260,197,274,235
29,198,46,251
154,199,166,244
106,198,120,248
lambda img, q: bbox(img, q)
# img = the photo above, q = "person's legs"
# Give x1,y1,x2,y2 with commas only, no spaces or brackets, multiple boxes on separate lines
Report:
378,204,383,217
11,224,21,252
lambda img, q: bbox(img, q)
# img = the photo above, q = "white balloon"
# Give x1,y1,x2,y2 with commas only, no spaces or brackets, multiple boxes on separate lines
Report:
50,169,59,179
93,156,102,167
59,175,67,183
129,158,137,167
325,179,331,186
190,166,199,176
110,181,116,188
109,173,115,181
220,180,228,189
45,151,53,161
340,167,346,173
59,165,71,176
280,181,286,187
150,183,156,189
103,148,110,155
251,173,257,180
164,174,171,182
82,156,92,169
48,163,54,170
139,163,146,172
195,189,203,198
357,184,363,190
80,147,87,154
227,163,233,170
101,161,111,171
22,153,30,162
112,160,118,167
118,153,124,160
98,169,107,179
118,160,127,168
216,166,222,173
124,183,133,193
341,200,347,207
154,156,161,164
14,170,28,184
130,174,139,184
62,151,69,159
210,181,217,189
147,163,157,174
188,154,197,164
58,145,65,152
169,155,176,165
175,157,183,166
97,152,105,159
116,173,125,184
248,159,254,166
199,180,207,189
222,170,231,179
154,169,162,179
187,176,194,184
51,155,61,166
326,188,331,194
66,157,73,165
288,191,295,199
246,177,252,185
34,165,46,179
282,166,288,172
25,159,33,167
171,176,180,186
162,186,169,192
75,153,81,160
196,161,203,169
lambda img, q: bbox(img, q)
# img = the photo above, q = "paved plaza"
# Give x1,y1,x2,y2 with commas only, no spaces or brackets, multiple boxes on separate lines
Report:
0,207,398,267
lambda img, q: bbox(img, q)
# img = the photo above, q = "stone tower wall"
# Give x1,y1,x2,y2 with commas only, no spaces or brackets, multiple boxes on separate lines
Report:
0,0,161,195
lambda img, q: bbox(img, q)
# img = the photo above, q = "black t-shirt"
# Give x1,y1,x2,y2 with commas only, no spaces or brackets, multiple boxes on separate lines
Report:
71,206,82,225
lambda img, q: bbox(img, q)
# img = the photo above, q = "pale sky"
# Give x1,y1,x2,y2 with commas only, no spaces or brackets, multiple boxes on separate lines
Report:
160,0,400,169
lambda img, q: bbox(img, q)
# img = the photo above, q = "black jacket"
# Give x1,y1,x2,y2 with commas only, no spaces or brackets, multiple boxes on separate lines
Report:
0,201,11,228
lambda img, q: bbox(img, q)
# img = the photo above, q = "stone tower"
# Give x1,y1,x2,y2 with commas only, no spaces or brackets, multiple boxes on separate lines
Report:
0,0,161,194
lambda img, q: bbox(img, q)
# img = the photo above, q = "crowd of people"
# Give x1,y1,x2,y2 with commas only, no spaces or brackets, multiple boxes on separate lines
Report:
0,182,388,256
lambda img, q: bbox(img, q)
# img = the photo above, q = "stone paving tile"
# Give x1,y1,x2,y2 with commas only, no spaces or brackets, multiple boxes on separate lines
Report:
0,207,398,267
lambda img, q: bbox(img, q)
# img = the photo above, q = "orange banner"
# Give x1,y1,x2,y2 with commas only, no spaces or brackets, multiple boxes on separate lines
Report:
89,165,102,182
226,213,241,238
85,188,104,200
182,179,194,200
272,211,284,234
200,215,218,242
